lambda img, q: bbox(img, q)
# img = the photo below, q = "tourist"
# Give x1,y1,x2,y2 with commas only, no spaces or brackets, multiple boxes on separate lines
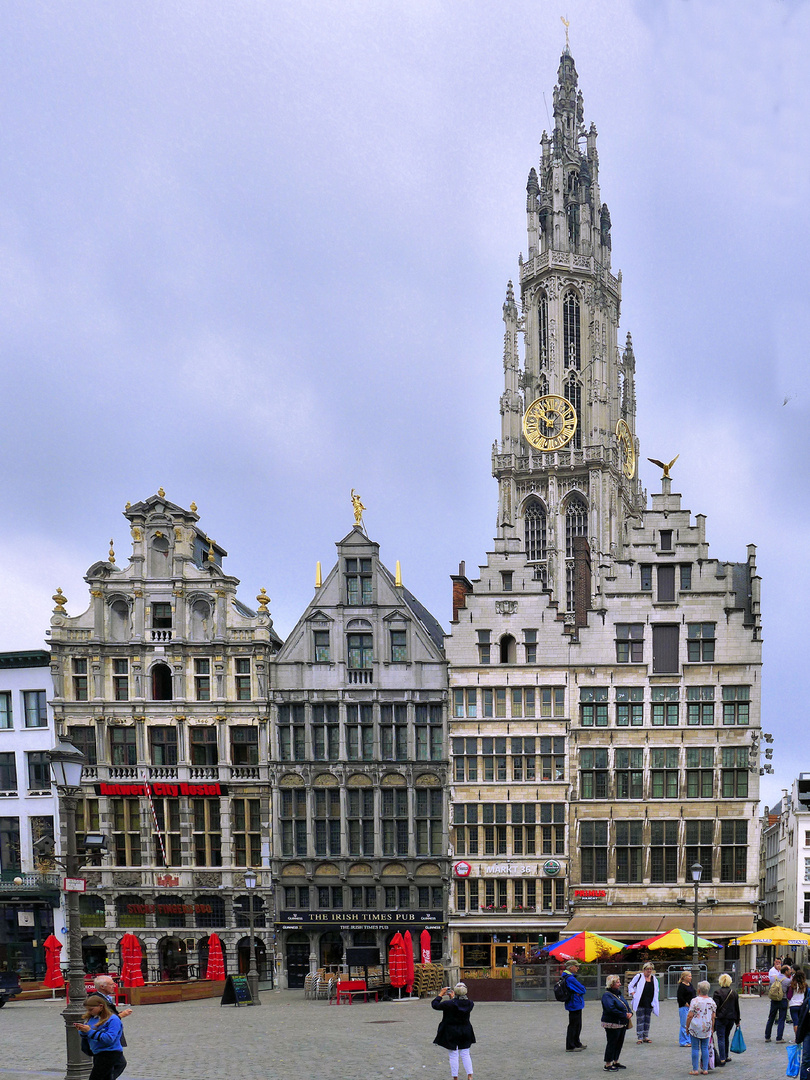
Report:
74,994,126,1080
790,969,807,1038
712,972,740,1065
765,958,791,1042
677,971,696,1047
685,980,716,1075
629,963,660,1044
432,982,475,1080
601,973,633,1072
562,960,588,1052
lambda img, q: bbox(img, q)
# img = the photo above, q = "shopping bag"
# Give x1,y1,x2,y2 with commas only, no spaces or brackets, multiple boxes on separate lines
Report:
708,1041,715,1070
786,1044,801,1077
730,1026,746,1055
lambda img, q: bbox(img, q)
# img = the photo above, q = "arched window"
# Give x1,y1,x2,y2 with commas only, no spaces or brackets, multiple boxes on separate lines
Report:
149,534,171,578
234,895,266,929
194,895,225,929
563,291,580,370
189,599,210,642
524,499,547,562
151,663,172,701
116,895,146,928
537,293,548,368
565,495,589,611
109,600,129,642
79,894,105,928
499,634,516,665
565,373,582,448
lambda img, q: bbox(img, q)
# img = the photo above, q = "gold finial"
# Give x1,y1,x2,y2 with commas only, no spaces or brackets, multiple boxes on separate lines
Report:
52,588,67,614
158,487,165,498
351,488,366,527
207,537,215,563
190,501,197,513
108,539,115,564
256,587,270,611
561,14,570,50
395,560,402,587
315,561,322,589
125,501,131,510
647,454,679,479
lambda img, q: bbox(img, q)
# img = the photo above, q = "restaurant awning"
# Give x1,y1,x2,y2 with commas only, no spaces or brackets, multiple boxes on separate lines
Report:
560,913,754,940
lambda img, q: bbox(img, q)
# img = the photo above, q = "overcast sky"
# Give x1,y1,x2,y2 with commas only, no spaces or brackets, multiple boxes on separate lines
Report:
1,1,807,806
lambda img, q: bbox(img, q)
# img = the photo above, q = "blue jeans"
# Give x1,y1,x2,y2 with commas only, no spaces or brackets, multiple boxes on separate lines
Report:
766,998,789,1040
799,1032,810,1080
691,1034,709,1071
717,1020,734,1062
679,1006,691,1046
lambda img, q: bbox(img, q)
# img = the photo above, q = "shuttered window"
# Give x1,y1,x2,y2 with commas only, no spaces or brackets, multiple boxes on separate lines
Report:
657,564,676,602
652,625,679,673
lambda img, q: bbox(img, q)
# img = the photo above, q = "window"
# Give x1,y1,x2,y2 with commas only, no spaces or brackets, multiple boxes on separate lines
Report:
650,820,678,883
380,704,407,761
390,628,407,662
580,820,608,883
111,798,142,866
318,886,344,909
616,687,643,726
680,564,692,590
30,816,54,865
525,501,547,562
563,290,581,370
686,820,712,881
347,789,375,855
345,558,372,605
0,817,21,871
652,625,679,673
152,798,181,865
313,629,330,663
73,658,88,701
453,803,479,856
194,659,210,701
417,885,444,910
687,686,715,726
686,748,714,798
110,727,136,766
616,821,643,883
70,726,97,766
190,727,218,766
381,788,409,855
540,803,565,855
579,748,609,798
150,726,178,766
540,687,565,717
0,753,17,791
805,858,810,883
511,803,536,855
278,703,305,761
192,798,222,866
477,630,491,664
311,704,339,761
640,564,652,591
511,737,536,781
657,564,675,602
538,293,548,365
280,789,307,856
482,737,507,782
75,798,100,852
231,726,259,766
383,886,411,910
542,879,566,911
151,602,172,628
346,703,373,760
234,657,251,699
113,659,129,701
499,634,516,664
580,687,608,726
314,789,341,856
453,738,478,782
453,689,477,718
23,691,47,728
650,748,679,798
659,530,673,551
651,686,679,726
616,624,643,663
721,747,749,798
722,686,750,726
482,803,507,856
539,736,565,781
482,689,493,716
415,703,442,760
0,692,10,729
720,819,747,883
347,633,373,670
565,496,588,608
232,798,261,866
151,662,172,700
416,789,442,855
687,623,716,663
523,630,538,664
494,689,507,717
615,748,643,799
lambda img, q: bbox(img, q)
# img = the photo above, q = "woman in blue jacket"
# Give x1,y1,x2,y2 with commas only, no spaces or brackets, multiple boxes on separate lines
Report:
563,960,588,1052
75,994,126,1080
601,974,633,1071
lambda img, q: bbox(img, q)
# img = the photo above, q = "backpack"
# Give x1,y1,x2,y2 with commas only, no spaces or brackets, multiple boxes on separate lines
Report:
554,973,572,1002
768,978,784,1002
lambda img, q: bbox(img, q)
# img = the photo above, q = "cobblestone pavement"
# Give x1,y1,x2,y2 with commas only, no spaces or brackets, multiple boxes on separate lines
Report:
0,992,797,1080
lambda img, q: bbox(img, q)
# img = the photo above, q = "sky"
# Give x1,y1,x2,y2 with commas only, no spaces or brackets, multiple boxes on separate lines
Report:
0,0,807,807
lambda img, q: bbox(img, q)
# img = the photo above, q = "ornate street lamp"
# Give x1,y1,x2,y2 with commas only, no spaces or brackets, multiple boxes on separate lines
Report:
243,868,261,1006
691,862,703,985
48,739,89,1080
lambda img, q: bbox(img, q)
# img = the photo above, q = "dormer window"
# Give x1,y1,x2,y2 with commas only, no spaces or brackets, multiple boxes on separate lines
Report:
390,629,407,663
501,571,513,592
345,558,372,605
659,530,673,551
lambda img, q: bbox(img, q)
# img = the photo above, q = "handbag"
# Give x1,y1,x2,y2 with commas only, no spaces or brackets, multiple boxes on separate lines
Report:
730,1025,746,1055
787,1044,801,1078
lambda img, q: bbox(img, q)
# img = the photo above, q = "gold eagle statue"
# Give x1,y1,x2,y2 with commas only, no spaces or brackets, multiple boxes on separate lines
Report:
647,454,679,479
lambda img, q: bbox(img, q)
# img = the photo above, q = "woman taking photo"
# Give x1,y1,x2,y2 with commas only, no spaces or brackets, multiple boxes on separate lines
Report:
713,973,740,1066
677,971,696,1047
628,963,660,1044
432,982,475,1080
74,994,126,1080
601,974,633,1071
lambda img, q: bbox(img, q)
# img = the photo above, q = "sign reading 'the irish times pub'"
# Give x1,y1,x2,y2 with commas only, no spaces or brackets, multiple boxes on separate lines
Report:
277,909,443,930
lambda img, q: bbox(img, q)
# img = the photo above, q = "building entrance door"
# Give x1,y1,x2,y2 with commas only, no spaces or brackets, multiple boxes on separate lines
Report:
286,941,310,988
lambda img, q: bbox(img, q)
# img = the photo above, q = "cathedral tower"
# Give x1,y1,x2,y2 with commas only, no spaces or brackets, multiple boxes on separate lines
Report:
494,47,644,612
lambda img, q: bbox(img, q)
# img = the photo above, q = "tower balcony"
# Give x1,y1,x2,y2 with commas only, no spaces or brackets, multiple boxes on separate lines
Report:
520,249,619,296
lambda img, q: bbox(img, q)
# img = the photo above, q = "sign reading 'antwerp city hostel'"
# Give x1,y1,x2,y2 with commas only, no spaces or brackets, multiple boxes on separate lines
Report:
277,910,443,930
95,782,227,797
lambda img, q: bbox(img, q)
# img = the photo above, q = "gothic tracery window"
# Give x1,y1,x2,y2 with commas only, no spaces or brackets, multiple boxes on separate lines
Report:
565,495,589,611
537,293,548,368
565,373,582,449
524,499,547,563
563,291,581,370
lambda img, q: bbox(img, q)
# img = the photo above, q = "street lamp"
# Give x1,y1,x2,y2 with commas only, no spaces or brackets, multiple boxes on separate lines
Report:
48,739,89,1080
243,868,261,1006
691,862,703,985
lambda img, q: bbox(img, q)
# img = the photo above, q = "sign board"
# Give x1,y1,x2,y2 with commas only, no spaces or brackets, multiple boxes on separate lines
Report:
17,912,35,927
220,974,254,1007
63,878,87,893
454,861,472,878
277,909,442,930
574,889,607,899
95,782,227,798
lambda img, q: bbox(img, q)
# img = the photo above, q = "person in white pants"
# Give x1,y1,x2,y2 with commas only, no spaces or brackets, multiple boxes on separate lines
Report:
432,982,476,1079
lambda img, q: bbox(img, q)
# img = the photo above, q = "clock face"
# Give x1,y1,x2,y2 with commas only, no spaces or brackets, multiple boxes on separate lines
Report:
523,394,577,452
616,418,636,479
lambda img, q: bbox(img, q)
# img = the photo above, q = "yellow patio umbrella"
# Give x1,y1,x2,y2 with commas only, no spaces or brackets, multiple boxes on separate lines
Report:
730,926,810,947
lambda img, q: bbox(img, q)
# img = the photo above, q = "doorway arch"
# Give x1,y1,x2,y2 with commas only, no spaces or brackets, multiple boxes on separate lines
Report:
236,937,267,979
285,932,310,989
319,931,343,969
157,936,187,980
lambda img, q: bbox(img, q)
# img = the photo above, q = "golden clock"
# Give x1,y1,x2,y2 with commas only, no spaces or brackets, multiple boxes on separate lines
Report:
523,394,577,452
616,418,636,479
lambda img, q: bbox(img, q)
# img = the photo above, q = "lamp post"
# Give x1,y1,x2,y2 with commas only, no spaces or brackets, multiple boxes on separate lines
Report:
48,739,89,1080
243,868,261,1006
691,862,703,986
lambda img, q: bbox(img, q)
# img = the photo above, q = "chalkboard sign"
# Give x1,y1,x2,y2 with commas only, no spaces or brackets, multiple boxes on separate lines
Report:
220,974,254,1006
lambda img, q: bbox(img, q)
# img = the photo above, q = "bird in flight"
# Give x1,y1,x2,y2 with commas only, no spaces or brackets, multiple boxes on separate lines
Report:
647,455,679,478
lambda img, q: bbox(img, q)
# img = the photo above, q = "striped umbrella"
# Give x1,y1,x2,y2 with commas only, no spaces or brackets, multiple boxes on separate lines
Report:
547,931,626,962
628,928,719,950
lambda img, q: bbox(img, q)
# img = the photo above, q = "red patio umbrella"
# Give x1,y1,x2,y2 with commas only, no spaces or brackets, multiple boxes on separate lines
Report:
403,930,415,995
388,932,407,990
205,933,225,980
43,934,64,989
119,933,145,987
420,928,432,965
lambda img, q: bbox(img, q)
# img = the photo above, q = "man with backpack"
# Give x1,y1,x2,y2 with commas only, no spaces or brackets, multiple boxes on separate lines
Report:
558,960,588,1052
765,958,791,1043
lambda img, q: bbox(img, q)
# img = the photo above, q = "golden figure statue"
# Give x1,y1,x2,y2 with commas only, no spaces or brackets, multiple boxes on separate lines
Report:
351,489,366,527
647,454,679,479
